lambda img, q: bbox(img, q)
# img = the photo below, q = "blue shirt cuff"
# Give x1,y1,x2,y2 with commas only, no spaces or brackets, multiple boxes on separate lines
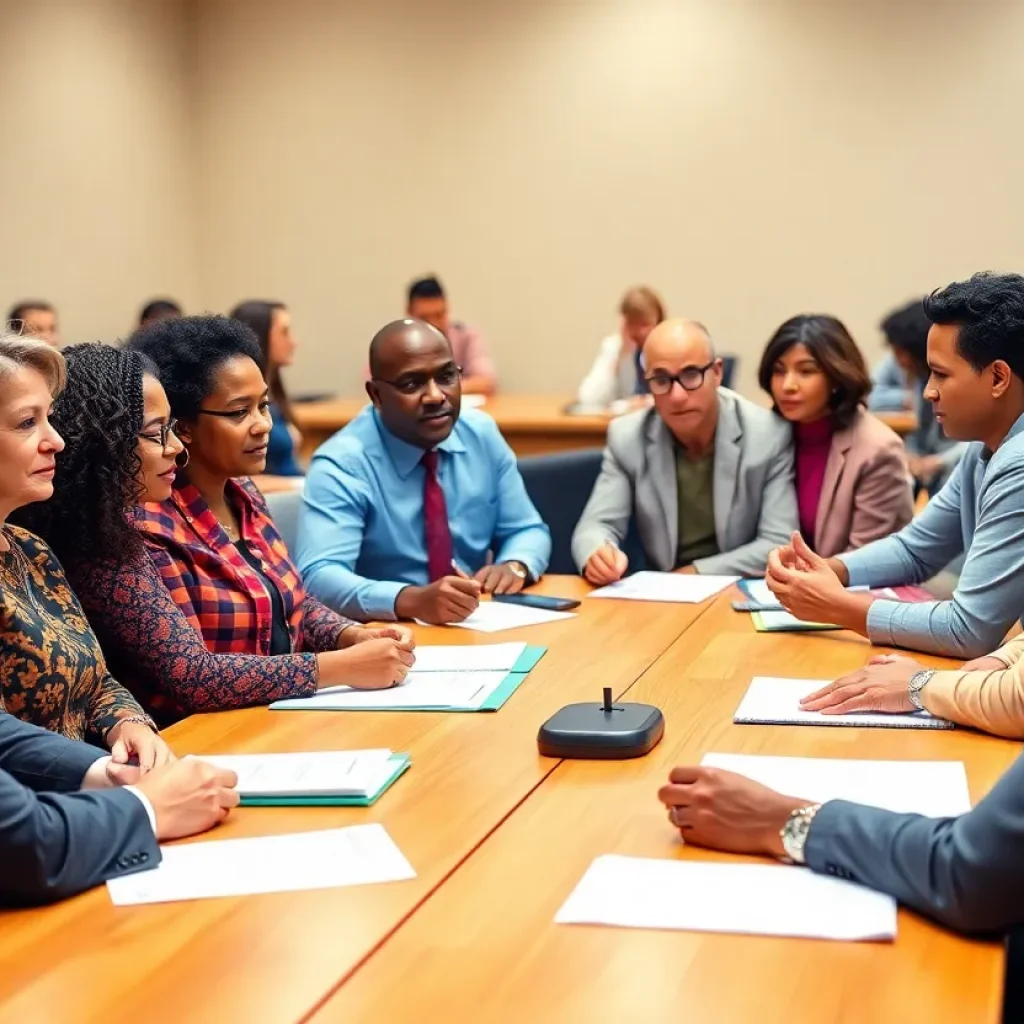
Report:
836,551,870,588
360,580,408,621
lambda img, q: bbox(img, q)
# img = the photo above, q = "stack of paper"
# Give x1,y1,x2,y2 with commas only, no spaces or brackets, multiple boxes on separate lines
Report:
700,752,971,817
270,643,546,712
733,676,954,729
555,855,897,942
190,749,411,806
589,571,739,604
107,823,416,905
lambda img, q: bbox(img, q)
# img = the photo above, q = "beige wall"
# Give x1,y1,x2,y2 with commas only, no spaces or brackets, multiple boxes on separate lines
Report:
0,0,199,343
5,0,1024,399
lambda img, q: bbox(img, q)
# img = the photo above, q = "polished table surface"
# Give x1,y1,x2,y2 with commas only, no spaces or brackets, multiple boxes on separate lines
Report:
876,409,917,436
0,577,708,1024
293,394,614,460
316,593,1016,1024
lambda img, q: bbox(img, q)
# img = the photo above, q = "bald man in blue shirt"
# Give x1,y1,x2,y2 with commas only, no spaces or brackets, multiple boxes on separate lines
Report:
297,320,551,624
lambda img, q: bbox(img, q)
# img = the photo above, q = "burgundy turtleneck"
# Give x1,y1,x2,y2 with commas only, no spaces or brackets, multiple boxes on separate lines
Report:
795,417,834,548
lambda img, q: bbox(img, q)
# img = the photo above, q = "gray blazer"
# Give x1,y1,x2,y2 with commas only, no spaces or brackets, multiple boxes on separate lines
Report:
806,747,1024,934
0,713,160,905
571,388,798,577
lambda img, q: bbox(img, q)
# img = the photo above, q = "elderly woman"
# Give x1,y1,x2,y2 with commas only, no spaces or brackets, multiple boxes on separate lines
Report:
15,340,414,728
0,334,168,769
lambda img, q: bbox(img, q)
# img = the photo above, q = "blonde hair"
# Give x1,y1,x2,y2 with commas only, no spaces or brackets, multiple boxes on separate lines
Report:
620,286,666,324
0,332,66,396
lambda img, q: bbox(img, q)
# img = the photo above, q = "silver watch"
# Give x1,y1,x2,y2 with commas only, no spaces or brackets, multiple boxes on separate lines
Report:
907,669,936,711
780,804,822,864
504,560,529,581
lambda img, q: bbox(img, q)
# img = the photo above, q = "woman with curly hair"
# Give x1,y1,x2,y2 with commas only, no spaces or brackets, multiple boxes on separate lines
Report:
0,334,169,769
16,339,414,728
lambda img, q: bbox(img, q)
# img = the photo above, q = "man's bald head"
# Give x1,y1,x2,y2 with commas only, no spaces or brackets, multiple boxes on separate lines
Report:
366,317,462,448
643,318,715,365
369,318,451,379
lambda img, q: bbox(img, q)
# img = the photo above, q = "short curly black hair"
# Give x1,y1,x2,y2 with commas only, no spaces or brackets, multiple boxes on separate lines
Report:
125,314,262,420
880,298,930,377
11,342,155,565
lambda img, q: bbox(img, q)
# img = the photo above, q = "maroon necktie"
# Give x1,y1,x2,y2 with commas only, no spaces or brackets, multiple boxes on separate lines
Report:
422,449,453,582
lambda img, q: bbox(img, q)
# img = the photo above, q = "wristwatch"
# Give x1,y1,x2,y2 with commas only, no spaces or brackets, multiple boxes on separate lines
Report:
780,804,822,864
907,669,936,711
504,560,529,581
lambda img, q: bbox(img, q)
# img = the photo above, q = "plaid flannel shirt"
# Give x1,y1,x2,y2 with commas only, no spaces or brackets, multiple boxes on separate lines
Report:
135,477,355,656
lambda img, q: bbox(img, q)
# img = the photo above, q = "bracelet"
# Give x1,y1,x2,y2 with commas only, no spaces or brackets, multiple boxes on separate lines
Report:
113,715,155,732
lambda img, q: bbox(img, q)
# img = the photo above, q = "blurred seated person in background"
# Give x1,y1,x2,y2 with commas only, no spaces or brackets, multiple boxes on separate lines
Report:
572,318,797,582
16,340,412,728
875,298,966,496
0,335,169,768
759,314,912,557
657,746,1024,937
766,272,1024,658
299,319,550,623
0,713,238,906
230,300,303,479
405,275,497,395
576,286,665,407
868,351,911,412
138,298,182,328
6,300,59,346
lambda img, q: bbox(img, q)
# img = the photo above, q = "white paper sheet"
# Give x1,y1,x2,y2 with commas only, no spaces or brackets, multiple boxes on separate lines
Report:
556,855,896,942
734,676,953,730
442,602,576,633
270,670,509,711
407,641,527,673
107,823,416,906
589,571,739,604
701,753,971,818
189,749,396,797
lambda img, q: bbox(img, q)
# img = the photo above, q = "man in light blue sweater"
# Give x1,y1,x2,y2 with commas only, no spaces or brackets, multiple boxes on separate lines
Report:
766,271,1024,658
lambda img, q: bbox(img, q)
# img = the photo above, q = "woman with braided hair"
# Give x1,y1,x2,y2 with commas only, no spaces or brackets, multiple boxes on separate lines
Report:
0,334,169,770
15,339,414,727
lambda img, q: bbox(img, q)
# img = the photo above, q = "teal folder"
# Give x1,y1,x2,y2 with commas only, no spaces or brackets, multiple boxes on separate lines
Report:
239,753,411,806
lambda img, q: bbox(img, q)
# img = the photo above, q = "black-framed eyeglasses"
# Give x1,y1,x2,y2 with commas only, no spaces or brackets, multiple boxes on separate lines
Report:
138,419,179,450
372,365,462,396
645,361,717,395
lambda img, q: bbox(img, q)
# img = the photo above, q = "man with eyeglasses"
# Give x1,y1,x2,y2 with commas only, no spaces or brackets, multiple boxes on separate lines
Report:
572,318,797,582
296,320,550,623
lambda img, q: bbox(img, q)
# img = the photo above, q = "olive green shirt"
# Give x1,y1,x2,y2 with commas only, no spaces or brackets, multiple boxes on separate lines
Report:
675,442,720,567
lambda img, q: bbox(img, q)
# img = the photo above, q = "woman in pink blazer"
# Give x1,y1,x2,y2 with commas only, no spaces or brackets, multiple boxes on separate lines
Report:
759,315,914,558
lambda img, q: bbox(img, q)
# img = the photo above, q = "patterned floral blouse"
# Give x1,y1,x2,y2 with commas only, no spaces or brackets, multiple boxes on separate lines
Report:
0,526,149,744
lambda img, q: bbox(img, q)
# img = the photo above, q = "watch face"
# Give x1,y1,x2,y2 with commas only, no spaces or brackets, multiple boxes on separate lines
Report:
508,562,527,578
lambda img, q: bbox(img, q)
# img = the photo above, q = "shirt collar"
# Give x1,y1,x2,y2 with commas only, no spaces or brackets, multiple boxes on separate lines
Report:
374,408,466,478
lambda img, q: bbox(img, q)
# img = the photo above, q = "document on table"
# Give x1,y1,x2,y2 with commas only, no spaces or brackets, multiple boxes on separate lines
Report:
740,579,869,610
189,749,397,797
107,823,416,906
440,601,576,633
556,855,896,942
271,670,510,710
589,571,739,604
734,676,954,729
701,753,971,818
408,641,527,672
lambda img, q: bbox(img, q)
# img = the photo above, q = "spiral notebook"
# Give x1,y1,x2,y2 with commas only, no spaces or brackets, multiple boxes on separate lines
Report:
733,676,954,730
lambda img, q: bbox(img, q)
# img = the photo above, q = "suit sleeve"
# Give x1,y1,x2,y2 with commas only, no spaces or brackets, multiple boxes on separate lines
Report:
571,438,635,572
804,749,1024,934
0,715,159,905
846,439,914,550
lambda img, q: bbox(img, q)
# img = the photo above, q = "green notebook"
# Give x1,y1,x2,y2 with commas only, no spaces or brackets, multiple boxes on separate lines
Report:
239,753,411,807
751,610,840,633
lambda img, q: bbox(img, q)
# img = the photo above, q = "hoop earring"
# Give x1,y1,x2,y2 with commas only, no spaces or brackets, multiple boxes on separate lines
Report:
175,449,190,469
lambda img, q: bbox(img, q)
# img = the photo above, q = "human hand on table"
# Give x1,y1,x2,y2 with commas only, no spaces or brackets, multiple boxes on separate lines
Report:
584,544,628,586
474,563,527,595
136,759,240,841
766,533,854,625
799,655,923,715
657,766,807,858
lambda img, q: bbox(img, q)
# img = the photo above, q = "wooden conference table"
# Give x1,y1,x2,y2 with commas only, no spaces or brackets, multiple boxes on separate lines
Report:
294,397,918,465
1,578,1013,1023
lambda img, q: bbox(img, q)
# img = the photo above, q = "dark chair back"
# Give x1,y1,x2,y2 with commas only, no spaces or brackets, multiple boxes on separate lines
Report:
720,355,738,389
518,448,645,576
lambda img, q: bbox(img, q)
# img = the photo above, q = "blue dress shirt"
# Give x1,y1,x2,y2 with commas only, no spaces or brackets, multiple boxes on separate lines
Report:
296,406,551,620
838,411,1024,657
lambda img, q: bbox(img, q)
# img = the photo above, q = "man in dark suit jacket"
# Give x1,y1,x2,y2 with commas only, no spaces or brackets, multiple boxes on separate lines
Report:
1,713,238,905
658,751,1024,935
